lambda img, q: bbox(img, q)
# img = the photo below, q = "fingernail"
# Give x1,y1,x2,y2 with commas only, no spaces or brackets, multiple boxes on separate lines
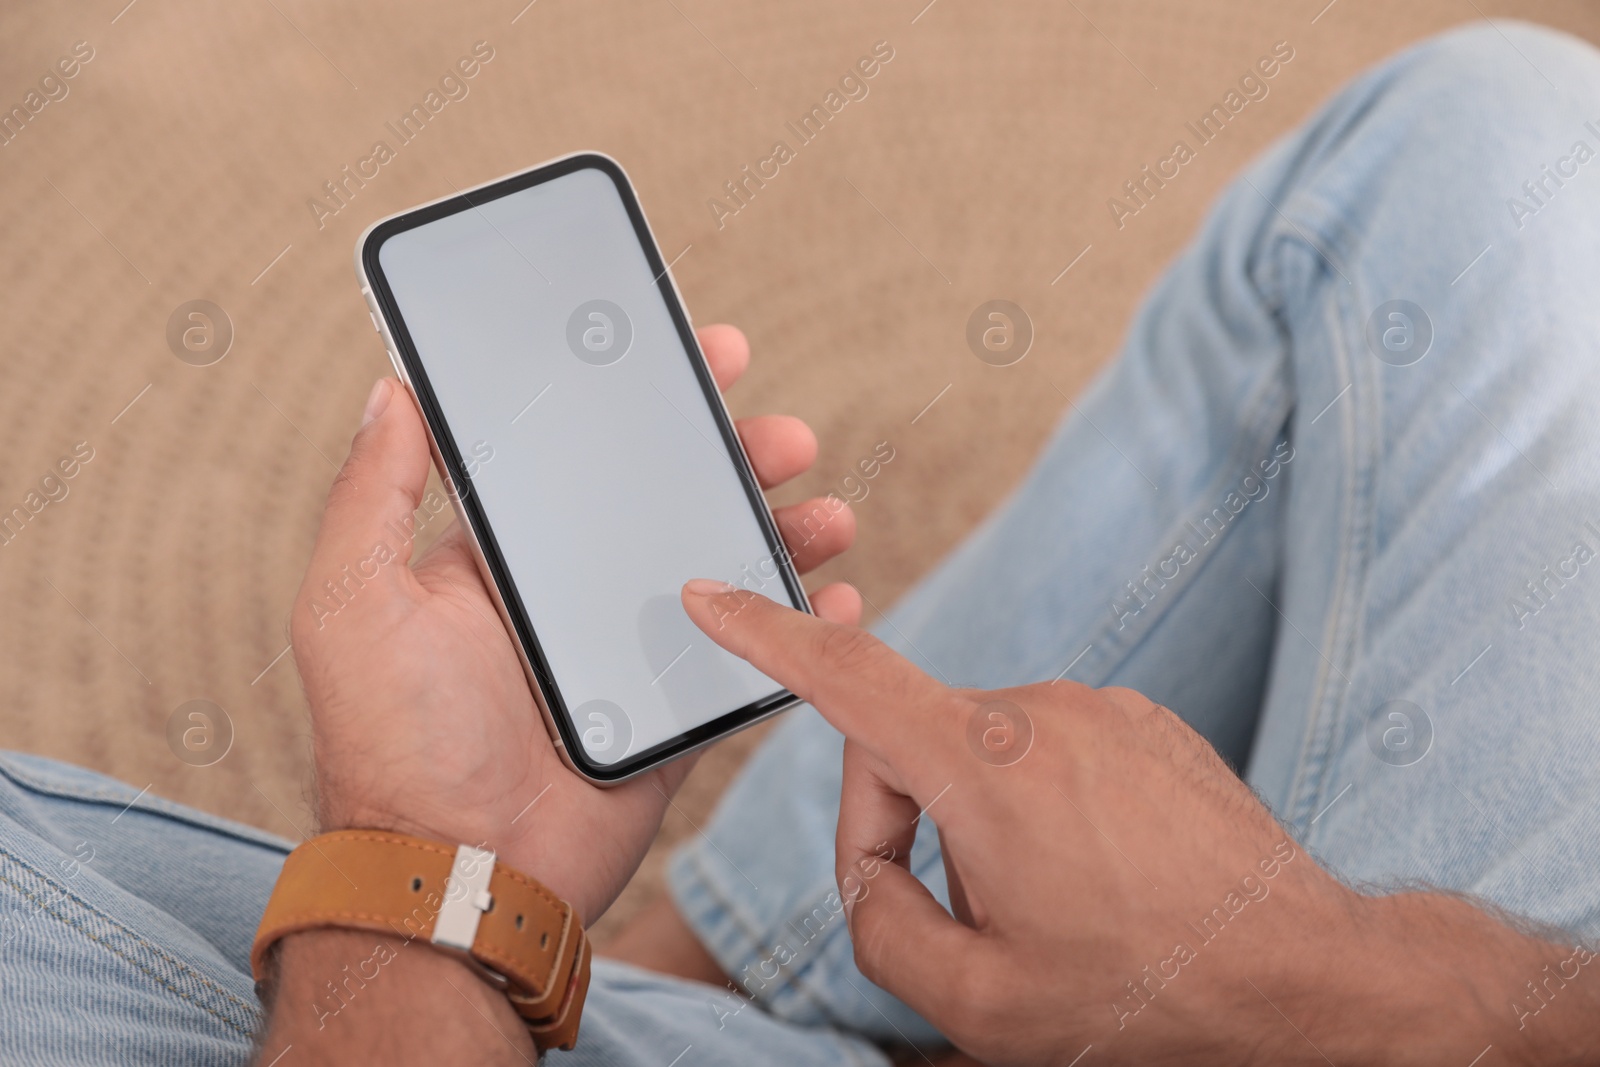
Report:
362,379,392,426
683,578,737,596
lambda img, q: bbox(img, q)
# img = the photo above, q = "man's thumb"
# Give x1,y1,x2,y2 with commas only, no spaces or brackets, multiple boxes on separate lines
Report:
299,380,434,618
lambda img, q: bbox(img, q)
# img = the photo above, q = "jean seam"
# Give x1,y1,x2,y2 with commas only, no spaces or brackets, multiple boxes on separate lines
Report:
0,845,258,1035
0,756,294,856
1224,179,1371,831
674,845,771,955
1279,267,1372,833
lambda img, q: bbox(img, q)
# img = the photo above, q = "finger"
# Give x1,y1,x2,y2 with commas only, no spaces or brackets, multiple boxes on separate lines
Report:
679,584,962,771
837,741,984,1023
940,832,981,928
697,324,749,392
837,742,918,892
809,582,862,626
736,414,817,488
299,380,431,613
774,497,856,574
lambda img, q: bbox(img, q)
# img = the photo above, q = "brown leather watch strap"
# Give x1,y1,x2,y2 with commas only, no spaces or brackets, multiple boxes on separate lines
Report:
251,830,590,1053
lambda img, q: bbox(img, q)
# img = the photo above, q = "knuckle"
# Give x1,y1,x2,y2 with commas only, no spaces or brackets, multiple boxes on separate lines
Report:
814,623,885,677
287,604,327,670
323,460,364,513
849,920,888,987
1039,676,1092,702
1097,685,1145,708
1097,685,1163,723
316,476,361,531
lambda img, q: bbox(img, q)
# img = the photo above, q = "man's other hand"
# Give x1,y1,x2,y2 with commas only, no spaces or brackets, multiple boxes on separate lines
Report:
681,584,1597,1066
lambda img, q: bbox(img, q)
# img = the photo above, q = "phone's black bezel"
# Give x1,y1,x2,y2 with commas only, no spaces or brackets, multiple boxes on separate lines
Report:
360,153,809,783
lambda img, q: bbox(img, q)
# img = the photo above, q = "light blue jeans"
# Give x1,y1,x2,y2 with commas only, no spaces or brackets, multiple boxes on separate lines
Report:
5,21,1600,1064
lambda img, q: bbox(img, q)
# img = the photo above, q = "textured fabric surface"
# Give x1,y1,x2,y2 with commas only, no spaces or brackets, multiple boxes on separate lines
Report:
1,1,1597,944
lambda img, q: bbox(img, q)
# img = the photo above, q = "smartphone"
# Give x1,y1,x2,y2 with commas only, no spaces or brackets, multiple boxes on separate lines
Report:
355,152,809,784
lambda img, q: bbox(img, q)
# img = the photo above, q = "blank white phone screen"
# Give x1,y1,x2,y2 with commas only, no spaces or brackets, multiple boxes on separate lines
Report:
376,165,788,766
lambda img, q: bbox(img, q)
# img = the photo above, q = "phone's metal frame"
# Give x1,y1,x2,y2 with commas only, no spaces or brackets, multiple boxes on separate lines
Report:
354,151,809,786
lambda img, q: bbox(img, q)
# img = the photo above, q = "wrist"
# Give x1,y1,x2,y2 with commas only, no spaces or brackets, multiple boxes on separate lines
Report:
1288,889,1597,1066
313,777,513,859
314,799,561,911
317,797,485,848
253,829,594,1059
261,927,531,1059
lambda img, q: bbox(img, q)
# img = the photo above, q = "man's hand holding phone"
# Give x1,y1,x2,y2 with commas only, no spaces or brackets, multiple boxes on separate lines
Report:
291,325,860,924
